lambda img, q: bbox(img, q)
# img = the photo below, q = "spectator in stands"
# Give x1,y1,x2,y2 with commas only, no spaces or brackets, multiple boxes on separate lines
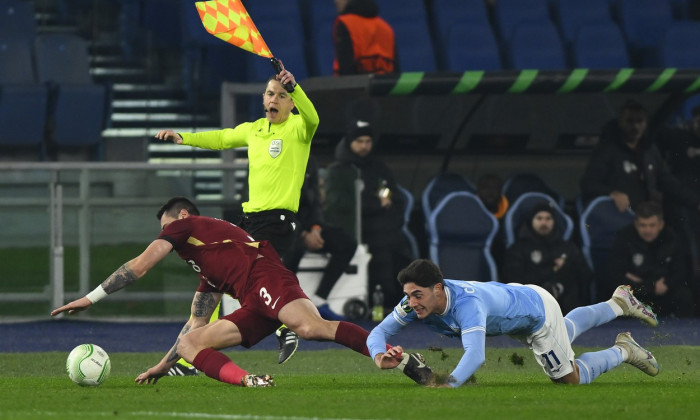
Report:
325,119,412,313
283,156,358,321
155,63,315,366
606,201,695,317
580,100,700,214
475,173,508,266
502,201,592,313
333,0,398,75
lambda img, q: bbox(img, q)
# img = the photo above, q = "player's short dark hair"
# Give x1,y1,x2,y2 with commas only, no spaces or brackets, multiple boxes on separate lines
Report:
156,197,200,220
397,259,445,288
634,201,663,221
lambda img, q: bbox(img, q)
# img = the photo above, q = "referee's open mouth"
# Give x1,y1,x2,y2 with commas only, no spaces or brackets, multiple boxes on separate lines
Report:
267,106,279,118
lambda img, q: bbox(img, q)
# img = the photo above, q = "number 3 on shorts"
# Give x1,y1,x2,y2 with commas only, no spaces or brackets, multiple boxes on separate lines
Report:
259,287,281,309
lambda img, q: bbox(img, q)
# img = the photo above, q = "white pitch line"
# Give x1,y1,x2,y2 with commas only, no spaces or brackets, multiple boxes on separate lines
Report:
26,411,385,420
133,412,382,420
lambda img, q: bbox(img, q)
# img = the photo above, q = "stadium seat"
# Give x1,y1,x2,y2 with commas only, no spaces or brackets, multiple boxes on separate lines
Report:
429,0,491,69
422,172,476,222
0,37,47,159
504,192,573,248
509,22,568,70
179,0,248,96
34,34,107,156
245,0,309,82
444,22,502,72
397,185,420,259
573,23,630,69
378,0,436,72
619,0,673,67
303,0,337,76
502,173,565,209
428,192,499,282
579,196,635,301
494,0,551,44
555,0,614,46
0,0,37,38
661,21,700,68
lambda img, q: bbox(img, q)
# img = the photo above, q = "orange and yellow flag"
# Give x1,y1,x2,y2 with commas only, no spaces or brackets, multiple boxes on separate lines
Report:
195,0,273,58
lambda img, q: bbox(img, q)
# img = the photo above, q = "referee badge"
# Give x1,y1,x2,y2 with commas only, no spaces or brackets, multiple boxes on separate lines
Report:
269,139,282,158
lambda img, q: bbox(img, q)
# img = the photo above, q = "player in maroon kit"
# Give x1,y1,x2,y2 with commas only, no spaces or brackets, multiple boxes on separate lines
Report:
50,197,375,387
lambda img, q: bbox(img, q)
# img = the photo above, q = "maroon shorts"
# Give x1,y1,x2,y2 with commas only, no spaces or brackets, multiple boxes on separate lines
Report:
221,255,308,348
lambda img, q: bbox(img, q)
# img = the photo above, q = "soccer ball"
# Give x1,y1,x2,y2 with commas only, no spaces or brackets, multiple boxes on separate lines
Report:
66,344,111,386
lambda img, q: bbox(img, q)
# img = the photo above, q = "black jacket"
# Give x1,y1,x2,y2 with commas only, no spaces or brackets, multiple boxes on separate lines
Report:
607,224,686,304
580,122,700,209
324,137,406,245
503,221,592,313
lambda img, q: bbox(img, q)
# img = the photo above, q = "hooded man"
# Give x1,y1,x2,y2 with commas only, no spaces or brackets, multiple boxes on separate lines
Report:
324,119,412,313
502,201,593,313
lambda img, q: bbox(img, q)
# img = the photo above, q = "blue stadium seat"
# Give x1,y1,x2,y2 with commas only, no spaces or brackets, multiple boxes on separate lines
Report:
502,173,565,209
579,196,635,300
573,23,630,69
422,172,476,222
384,20,436,72
0,0,37,38
179,0,248,96
428,192,499,282
619,0,673,67
509,22,568,70
245,0,308,82
555,0,613,46
397,185,420,259
378,0,436,72
0,37,47,158
494,0,551,44
504,192,573,248
303,0,337,76
444,22,502,71
429,0,491,69
34,34,107,155
661,21,700,68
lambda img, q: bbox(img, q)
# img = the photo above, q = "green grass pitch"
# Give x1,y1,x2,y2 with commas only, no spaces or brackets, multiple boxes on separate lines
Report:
1,346,699,420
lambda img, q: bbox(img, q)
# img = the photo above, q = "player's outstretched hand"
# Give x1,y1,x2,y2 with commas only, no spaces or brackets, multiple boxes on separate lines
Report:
135,365,168,385
375,345,404,369
50,297,92,316
154,130,183,144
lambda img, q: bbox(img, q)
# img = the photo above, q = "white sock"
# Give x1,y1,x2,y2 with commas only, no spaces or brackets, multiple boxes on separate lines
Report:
606,299,624,317
614,345,629,361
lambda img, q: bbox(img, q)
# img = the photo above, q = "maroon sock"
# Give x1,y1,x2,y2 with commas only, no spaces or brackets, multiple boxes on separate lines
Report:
334,321,370,356
192,348,248,385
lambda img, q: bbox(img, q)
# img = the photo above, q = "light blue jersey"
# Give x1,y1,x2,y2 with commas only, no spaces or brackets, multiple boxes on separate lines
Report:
367,280,546,387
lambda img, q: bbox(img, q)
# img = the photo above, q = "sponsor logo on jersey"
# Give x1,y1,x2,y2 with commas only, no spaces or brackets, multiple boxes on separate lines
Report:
397,299,413,317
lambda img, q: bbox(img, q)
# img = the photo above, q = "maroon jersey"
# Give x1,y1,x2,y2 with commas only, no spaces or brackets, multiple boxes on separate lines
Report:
158,215,276,298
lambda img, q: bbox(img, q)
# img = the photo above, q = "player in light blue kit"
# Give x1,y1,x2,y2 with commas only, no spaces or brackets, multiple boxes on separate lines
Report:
367,259,660,387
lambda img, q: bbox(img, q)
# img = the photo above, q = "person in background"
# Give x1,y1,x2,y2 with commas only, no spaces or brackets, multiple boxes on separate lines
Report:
325,120,412,315
475,173,508,266
503,201,593,313
579,100,700,214
333,0,398,75
607,201,695,317
283,156,358,321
